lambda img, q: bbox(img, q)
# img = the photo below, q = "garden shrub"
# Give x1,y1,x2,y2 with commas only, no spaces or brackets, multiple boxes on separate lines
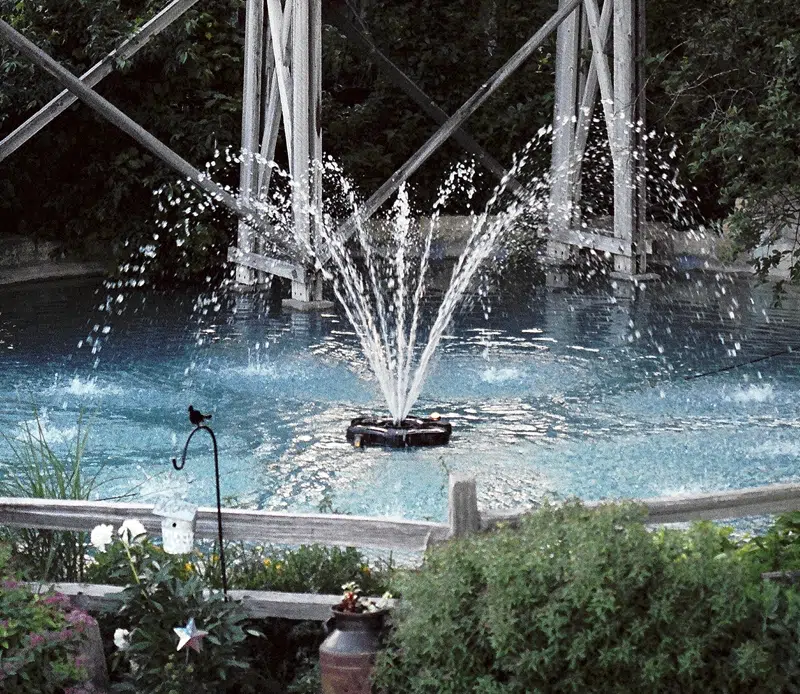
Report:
373,502,800,693
0,545,97,693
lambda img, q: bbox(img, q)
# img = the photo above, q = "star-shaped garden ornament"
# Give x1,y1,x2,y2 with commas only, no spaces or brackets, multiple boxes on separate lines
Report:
173,617,209,653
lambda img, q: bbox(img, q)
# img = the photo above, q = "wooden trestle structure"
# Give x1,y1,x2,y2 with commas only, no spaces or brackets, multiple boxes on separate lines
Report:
0,0,652,303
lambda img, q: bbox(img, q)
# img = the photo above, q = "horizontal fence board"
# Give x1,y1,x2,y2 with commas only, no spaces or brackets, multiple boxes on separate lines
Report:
481,482,800,529
0,497,449,552
32,583,396,621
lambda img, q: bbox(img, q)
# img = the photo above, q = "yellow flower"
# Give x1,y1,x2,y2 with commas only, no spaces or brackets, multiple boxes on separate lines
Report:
275,562,283,573
262,558,271,568
184,562,193,573
360,565,371,576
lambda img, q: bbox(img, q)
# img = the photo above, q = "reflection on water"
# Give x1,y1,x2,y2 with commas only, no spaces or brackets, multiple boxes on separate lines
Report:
0,273,799,523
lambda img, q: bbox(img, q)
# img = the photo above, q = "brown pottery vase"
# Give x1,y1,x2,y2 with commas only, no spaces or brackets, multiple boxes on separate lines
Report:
319,608,387,694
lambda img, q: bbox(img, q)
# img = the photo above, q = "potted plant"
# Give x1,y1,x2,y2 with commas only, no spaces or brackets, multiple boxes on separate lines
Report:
319,582,392,694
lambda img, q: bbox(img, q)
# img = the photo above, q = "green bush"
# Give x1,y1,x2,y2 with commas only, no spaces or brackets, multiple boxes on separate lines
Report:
0,546,96,693
374,502,800,693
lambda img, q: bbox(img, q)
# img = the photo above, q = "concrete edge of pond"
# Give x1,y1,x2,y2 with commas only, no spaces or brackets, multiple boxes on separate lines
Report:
0,261,107,286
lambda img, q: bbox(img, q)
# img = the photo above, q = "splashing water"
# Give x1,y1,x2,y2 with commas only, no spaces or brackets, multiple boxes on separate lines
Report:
258,149,551,424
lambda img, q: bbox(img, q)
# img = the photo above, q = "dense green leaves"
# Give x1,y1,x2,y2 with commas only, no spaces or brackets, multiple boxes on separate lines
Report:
373,503,800,693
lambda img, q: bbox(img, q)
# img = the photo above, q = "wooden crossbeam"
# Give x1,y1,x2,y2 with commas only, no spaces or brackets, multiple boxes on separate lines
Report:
572,0,613,188
482,481,800,530
227,247,306,283
45,583,396,621
0,20,267,227
323,2,530,200
267,0,294,165
582,0,616,160
0,0,200,162
0,496,449,552
318,0,582,265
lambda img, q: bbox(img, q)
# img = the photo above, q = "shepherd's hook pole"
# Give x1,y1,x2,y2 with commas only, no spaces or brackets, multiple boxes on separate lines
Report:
172,425,228,597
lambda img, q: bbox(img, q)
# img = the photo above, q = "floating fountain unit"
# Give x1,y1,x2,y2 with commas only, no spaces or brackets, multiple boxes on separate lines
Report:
347,414,452,448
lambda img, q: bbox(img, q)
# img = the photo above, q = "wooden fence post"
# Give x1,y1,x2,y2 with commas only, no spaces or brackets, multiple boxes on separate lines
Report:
448,474,480,538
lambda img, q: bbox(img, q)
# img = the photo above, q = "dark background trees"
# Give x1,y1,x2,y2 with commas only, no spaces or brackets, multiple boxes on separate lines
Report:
0,0,797,284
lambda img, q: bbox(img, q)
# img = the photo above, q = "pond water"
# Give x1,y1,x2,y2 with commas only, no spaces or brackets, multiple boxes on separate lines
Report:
0,271,799,523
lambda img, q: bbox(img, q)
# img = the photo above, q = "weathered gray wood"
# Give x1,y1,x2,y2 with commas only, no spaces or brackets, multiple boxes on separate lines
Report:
290,0,312,301
319,0,582,265
572,0,612,194
0,20,255,223
0,0,200,162
37,583,396,621
448,474,480,538
480,482,800,530
237,0,267,286
227,247,306,282
550,226,652,256
612,0,636,274
311,0,323,287
267,0,294,164
582,0,616,155
323,2,529,199
0,497,450,552
634,0,648,273
547,0,582,264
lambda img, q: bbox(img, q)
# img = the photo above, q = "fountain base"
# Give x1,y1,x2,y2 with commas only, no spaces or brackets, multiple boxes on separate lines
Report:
346,415,452,448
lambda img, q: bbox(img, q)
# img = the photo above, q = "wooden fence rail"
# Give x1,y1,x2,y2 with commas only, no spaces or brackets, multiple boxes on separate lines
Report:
6,475,800,620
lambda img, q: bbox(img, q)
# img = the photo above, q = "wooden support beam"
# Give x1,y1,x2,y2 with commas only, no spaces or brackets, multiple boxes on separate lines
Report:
319,0,581,265
582,0,616,157
572,0,612,188
227,246,306,283
237,0,267,286
0,496,449,552
0,20,259,224
290,0,312,301
634,0,648,273
324,2,529,199
612,0,636,275
0,0,200,162
266,0,294,165
547,0,582,263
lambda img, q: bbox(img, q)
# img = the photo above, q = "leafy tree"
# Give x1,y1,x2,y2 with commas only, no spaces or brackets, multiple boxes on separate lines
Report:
648,0,800,286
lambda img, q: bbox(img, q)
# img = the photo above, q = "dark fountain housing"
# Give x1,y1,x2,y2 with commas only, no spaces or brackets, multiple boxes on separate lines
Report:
346,414,452,448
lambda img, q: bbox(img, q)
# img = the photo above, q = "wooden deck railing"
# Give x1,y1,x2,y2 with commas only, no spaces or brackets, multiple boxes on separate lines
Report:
4,474,800,619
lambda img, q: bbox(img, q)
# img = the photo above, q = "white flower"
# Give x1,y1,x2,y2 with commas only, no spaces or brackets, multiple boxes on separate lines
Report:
119,519,147,546
376,591,394,610
90,524,114,552
113,628,131,650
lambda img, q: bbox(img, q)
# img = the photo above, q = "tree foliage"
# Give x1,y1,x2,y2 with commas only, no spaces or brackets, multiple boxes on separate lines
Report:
648,0,800,283
1,0,798,283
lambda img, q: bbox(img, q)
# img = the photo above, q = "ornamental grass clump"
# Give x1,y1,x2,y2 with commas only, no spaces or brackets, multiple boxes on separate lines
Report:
373,501,800,693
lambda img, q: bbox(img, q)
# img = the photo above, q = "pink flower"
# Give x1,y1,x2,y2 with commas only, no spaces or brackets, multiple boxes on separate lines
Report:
28,633,46,648
44,593,72,610
66,609,96,632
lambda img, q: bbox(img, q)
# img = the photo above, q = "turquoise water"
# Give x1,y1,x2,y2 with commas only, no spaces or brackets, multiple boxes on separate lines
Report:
0,272,799,523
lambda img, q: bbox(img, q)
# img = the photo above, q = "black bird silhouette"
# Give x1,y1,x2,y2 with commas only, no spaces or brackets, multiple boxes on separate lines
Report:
188,405,212,427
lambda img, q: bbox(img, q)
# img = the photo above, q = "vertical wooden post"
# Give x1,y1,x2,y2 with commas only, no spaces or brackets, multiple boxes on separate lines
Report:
448,474,480,538
547,0,582,265
290,0,311,301
310,0,323,302
634,0,647,273
612,0,636,275
237,0,265,287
